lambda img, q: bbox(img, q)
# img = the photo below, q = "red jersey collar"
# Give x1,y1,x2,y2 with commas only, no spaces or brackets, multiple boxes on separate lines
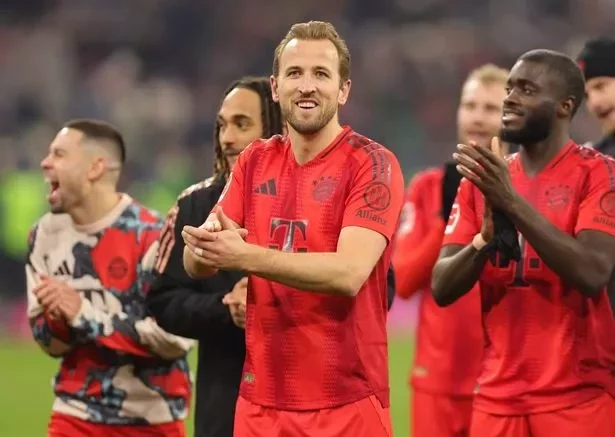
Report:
285,125,352,166
514,139,576,178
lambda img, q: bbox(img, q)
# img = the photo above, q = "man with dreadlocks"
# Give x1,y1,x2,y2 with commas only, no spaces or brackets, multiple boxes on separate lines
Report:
146,76,284,437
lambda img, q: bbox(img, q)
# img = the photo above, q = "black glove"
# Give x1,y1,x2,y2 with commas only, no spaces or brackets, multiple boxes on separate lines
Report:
386,265,395,311
478,209,521,265
441,162,463,221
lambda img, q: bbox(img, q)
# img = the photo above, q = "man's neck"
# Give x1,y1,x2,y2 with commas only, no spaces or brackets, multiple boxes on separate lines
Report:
289,120,344,165
69,188,122,226
520,128,571,176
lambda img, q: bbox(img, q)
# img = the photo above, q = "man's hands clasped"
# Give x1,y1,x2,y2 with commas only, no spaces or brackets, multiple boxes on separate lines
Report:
223,277,248,329
34,274,82,322
454,136,521,262
183,208,250,329
182,208,249,271
453,136,517,213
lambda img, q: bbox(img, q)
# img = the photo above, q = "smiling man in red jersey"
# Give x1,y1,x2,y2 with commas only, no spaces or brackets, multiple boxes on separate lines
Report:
181,20,405,437
393,64,508,437
433,49,615,437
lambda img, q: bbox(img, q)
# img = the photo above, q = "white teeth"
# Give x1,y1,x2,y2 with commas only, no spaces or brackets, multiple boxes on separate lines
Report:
297,102,316,109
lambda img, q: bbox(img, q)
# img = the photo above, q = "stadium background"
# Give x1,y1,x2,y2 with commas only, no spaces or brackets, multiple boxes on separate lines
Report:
0,1,612,435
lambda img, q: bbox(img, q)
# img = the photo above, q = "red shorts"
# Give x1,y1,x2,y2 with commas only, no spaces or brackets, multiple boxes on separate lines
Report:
470,393,615,437
412,390,474,437
48,412,186,437
233,395,392,437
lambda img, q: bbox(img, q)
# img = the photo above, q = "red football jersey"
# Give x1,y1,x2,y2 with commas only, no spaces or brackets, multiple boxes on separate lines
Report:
442,141,615,414
216,126,405,410
395,169,483,396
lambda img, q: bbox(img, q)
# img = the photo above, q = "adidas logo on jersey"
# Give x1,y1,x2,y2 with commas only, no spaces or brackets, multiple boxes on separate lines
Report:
254,179,277,196
53,260,72,276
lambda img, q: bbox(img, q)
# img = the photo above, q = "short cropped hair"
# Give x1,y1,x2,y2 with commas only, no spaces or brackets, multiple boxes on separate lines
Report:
518,49,586,117
63,119,126,163
273,21,351,84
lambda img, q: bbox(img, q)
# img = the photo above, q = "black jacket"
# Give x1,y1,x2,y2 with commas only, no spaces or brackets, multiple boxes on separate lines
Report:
592,133,615,313
147,176,396,437
594,133,615,158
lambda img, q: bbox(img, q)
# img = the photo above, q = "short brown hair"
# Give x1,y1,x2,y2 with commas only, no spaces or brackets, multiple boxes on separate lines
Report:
464,63,509,87
63,118,126,163
273,21,351,83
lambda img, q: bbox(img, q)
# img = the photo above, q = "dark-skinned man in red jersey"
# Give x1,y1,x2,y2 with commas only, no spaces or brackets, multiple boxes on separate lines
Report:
393,63,509,437
181,20,404,437
432,49,615,437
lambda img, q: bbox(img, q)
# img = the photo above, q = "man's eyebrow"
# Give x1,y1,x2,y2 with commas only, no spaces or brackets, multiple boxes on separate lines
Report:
218,114,253,123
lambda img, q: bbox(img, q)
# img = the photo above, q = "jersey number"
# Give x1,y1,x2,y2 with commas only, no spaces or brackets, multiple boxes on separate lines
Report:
268,218,308,253
488,235,542,287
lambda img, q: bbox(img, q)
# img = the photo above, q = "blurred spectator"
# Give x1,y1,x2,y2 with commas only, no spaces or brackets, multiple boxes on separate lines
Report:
0,0,612,306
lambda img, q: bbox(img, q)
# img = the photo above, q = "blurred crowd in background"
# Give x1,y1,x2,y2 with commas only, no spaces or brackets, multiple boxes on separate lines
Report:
0,0,613,329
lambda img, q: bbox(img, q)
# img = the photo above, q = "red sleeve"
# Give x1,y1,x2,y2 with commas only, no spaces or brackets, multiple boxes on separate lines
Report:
154,203,178,274
442,178,479,246
341,148,405,242
215,143,255,227
396,178,423,236
29,313,76,358
394,224,444,298
42,313,72,340
575,159,615,237
392,172,446,299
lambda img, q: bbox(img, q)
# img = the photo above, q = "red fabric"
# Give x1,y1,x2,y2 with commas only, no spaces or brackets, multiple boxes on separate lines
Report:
393,169,444,298
48,413,186,437
411,390,473,437
216,127,405,410
469,410,530,437
393,169,483,396
233,395,392,437
470,393,615,437
443,142,615,414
